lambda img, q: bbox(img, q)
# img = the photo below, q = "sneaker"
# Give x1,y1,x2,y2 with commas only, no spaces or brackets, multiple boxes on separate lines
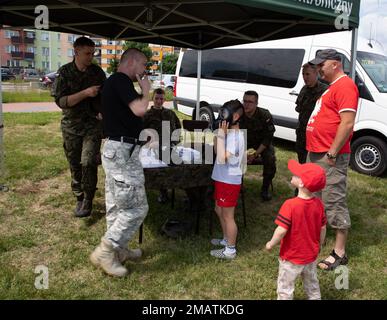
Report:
210,238,227,246
210,248,236,260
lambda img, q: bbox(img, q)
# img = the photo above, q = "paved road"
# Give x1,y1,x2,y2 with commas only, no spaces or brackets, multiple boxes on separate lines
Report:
2,101,174,112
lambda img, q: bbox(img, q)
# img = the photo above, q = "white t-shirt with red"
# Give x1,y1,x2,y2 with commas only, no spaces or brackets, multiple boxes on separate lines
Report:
306,75,359,154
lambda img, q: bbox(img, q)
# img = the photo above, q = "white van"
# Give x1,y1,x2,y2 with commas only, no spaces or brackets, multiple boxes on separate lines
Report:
173,31,387,177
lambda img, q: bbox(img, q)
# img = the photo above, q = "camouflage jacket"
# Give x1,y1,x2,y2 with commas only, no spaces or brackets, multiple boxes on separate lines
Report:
53,61,106,135
143,106,182,146
295,81,328,130
239,107,275,149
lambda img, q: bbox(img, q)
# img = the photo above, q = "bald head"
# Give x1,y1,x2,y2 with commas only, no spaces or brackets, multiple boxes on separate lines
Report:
118,48,148,80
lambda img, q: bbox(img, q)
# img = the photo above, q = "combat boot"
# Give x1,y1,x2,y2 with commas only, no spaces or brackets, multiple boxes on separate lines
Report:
74,195,84,216
117,248,143,263
75,199,92,218
90,238,128,277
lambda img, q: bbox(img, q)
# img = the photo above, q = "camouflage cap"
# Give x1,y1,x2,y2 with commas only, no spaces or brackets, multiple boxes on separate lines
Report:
309,49,342,65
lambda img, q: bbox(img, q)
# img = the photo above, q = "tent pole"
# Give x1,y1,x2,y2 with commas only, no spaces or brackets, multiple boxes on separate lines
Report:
0,62,4,179
195,49,202,120
349,28,358,80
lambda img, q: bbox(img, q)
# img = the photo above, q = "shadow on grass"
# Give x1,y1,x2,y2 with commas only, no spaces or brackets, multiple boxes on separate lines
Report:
84,201,106,227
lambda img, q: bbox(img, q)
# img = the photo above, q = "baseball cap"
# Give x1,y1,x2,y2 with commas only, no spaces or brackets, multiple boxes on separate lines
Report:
288,159,326,192
309,49,342,65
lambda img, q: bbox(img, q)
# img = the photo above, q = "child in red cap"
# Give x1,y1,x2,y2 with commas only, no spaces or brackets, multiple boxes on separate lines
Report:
266,159,327,300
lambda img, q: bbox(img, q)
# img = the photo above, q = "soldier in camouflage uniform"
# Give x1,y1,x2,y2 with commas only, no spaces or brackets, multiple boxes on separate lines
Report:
295,63,328,164
53,37,106,218
90,48,150,277
143,88,181,203
239,90,276,201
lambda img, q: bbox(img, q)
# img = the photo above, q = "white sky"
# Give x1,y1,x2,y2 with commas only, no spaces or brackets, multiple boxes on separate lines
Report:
359,0,387,53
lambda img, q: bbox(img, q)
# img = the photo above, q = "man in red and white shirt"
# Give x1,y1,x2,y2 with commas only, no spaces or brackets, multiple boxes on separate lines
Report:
306,49,359,271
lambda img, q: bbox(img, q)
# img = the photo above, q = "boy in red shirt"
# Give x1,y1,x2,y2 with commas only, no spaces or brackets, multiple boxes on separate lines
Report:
266,159,327,300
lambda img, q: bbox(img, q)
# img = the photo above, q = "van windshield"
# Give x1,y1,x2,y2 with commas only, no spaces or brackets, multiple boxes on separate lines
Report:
357,51,387,93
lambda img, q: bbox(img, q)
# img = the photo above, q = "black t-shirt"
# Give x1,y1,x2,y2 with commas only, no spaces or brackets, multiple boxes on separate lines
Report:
101,72,144,138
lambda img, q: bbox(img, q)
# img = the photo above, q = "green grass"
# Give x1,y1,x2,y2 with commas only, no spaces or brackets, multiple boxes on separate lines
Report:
2,90,54,103
0,112,386,300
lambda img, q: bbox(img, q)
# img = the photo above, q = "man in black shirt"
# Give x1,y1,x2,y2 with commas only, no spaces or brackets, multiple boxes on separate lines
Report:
90,48,150,277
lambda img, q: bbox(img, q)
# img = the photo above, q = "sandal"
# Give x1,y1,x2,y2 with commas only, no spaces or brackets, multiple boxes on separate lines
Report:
318,249,348,271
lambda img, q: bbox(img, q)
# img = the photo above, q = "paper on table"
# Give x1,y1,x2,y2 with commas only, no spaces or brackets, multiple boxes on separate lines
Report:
139,147,168,168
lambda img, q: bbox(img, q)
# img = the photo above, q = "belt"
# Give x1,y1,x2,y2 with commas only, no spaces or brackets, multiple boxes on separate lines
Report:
108,136,142,145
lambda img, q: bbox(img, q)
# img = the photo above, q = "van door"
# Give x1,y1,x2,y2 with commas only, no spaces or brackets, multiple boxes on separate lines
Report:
247,48,306,142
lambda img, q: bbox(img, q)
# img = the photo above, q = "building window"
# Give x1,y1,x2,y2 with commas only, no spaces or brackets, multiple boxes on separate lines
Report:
26,32,35,39
42,47,50,56
107,40,114,45
5,45,16,53
26,46,35,53
57,33,61,41
107,49,113,54
41,32,49,41
68,49,74,57
5,30,19,38
42,61,50,69
68,34,75,43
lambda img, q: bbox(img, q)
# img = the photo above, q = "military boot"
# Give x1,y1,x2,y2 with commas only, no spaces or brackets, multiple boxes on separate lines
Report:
117,248,143,263
74,195,84,216
261,179,272,201
90,238,128,277
75,190,95,218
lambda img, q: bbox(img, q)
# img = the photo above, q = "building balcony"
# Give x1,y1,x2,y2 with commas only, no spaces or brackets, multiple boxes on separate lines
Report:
11,51,23,58
10,36,35,44
24,37,35,44
24,52,34,59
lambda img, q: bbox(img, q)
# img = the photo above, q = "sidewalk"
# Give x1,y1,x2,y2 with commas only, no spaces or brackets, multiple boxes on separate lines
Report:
2,101,174,112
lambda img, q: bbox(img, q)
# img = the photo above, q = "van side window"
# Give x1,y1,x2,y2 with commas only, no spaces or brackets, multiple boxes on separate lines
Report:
180,48,304,88
247,49,304,88
180,50,198,77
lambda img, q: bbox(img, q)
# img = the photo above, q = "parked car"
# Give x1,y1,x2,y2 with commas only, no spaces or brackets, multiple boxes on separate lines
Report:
1,68,16,81
152,74,176,91
40,71,58,88
22,69,41,81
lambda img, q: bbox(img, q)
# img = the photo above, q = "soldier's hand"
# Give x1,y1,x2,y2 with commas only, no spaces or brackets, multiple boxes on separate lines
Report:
96,113,103,120
85,85,100,98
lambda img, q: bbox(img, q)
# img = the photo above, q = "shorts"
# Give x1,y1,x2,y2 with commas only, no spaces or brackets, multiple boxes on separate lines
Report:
213,181,241,207
307,152,351,229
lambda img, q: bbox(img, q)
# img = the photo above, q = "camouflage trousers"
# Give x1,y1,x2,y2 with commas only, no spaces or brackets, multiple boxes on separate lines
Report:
101,139,148,249
62,130,101,199
277,258,321,300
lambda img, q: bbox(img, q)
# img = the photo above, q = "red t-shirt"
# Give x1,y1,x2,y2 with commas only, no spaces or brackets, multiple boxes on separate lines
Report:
275,197,327,265
306,75,359,154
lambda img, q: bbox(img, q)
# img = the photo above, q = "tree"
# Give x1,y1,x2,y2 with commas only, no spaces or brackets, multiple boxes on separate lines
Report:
123,41,152,61
107,58,119,74
162,54,178,74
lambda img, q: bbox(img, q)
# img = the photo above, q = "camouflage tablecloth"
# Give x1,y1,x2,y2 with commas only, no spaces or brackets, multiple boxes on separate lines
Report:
144,164,213,189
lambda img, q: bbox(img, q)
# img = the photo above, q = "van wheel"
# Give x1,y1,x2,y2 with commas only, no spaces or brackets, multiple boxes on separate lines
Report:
350,136,387,176
191,106,215,125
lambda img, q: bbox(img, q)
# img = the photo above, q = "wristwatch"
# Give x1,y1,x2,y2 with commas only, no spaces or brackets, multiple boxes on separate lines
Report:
326,152,337,160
